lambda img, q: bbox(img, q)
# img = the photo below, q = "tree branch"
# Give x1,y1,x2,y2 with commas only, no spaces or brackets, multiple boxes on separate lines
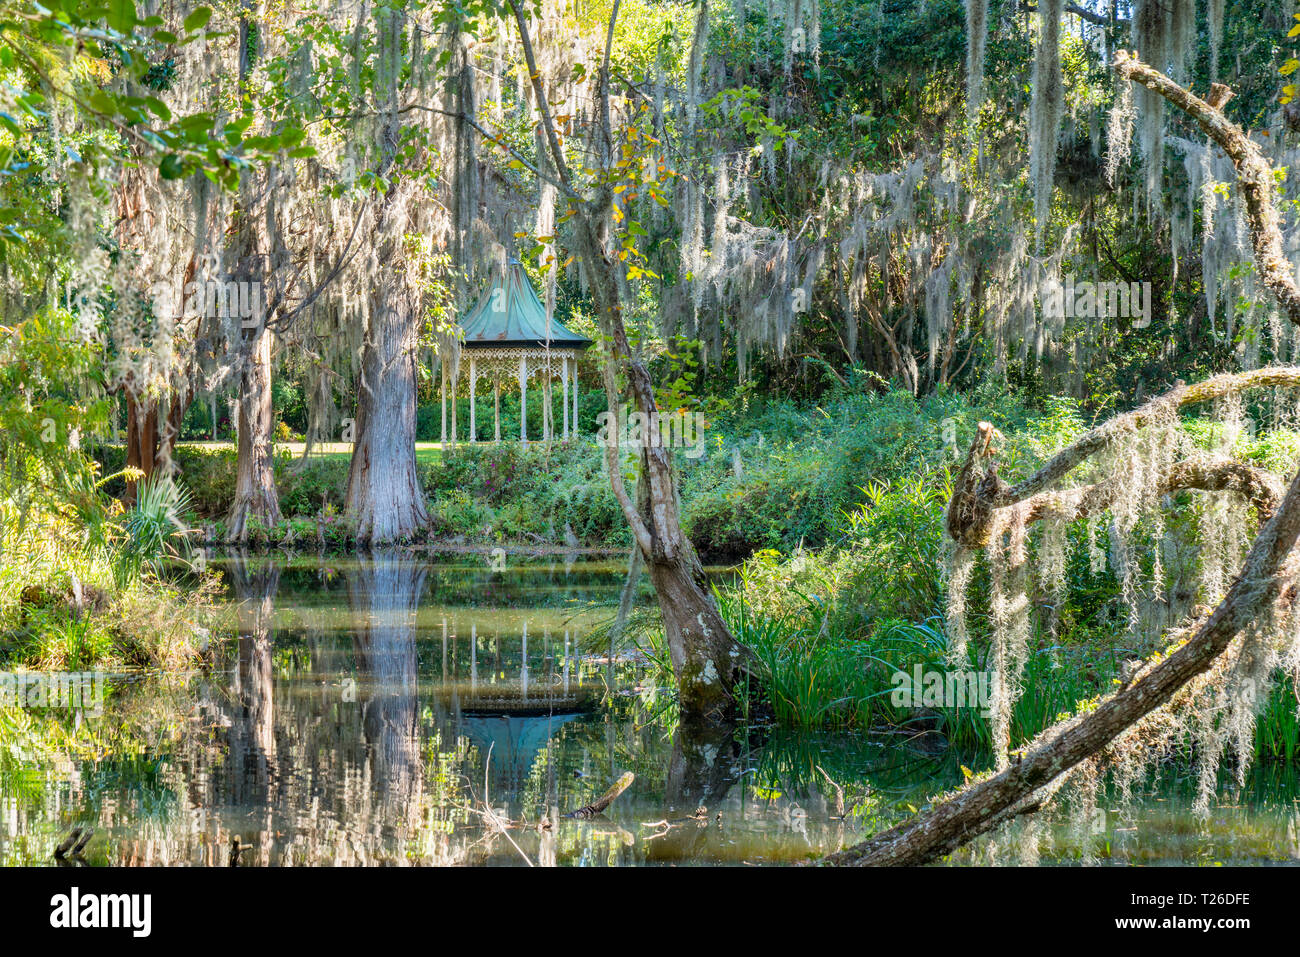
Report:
505,0,576,193
828,465,1300,865
1113,50,1300,326
948,367,1300,546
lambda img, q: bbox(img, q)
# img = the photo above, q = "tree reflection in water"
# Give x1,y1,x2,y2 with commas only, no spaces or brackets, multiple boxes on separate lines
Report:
4,554,1299,866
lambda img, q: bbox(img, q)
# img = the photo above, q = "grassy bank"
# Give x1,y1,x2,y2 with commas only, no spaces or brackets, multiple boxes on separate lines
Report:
1,313,228,674
93,381,1046,555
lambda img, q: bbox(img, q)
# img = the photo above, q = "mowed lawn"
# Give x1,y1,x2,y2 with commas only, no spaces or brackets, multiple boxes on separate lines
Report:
173,440,446,467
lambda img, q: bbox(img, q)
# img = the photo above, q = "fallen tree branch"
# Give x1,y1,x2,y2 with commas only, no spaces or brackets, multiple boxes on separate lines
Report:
954,453,1285,547
827,467,1300,865
824,54,1300,867
948,367,1300,546
565,771,635,819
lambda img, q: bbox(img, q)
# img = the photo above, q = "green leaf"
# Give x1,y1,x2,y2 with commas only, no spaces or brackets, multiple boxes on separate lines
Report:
158,153,185,179
106,0,137,34
143,96,171,121
183,6,212,32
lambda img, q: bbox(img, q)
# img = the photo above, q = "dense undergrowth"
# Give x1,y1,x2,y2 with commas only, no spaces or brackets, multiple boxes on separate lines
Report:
0,313,227,674
41,361,1300,767
691,391,1300,764
93,378,1048,556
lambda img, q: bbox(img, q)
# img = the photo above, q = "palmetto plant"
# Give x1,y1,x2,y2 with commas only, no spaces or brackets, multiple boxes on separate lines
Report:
115,475,195,588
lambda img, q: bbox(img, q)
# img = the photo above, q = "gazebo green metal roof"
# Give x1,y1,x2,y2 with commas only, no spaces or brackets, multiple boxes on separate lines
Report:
458,261,592,350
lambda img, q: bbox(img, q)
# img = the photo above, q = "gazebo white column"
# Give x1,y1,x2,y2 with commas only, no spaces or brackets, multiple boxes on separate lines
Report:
468,355,477,443
494,376,501,442
572,362,579,436
519,355,528,446
543,375,552,441
561,355,569,439
440,360,447,445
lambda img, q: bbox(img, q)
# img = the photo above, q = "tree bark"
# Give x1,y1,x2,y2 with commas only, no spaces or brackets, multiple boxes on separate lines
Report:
225,0,282,544
226,325,282,541
123,391,160,505
345,298,430,543
342,6,429,544
947,370,1300,549
1112,51,1300,327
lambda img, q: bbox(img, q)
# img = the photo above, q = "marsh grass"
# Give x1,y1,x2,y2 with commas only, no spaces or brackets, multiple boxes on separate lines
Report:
1,463,225,671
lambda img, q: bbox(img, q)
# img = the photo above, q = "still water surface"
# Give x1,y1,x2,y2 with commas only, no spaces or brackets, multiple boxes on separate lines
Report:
2,553,1298,866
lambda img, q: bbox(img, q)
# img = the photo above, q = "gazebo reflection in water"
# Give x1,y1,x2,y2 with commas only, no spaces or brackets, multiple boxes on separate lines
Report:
428,609,599,793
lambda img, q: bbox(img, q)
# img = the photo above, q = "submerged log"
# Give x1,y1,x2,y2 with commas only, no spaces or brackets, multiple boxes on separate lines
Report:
53,827,85,861
565,772,635,819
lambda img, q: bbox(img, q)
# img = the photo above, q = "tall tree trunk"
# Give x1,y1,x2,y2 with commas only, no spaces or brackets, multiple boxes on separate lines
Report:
343,5,428,544
225,0,282,544
506,0,744,721
345,299,429,543
227,325,282,541
124,392,159,504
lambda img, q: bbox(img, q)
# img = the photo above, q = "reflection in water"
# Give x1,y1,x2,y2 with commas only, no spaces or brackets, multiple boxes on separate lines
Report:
2,553,1299,866
348,553,425,826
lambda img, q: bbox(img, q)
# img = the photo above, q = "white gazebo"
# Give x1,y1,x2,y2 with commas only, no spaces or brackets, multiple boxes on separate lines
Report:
440,261,592,445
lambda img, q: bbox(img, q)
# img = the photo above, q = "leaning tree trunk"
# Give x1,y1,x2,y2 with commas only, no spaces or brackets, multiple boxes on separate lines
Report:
506,0,744,721
579,217,741,721
827,468,1300,865
227,325,282,541
825,53,1300,866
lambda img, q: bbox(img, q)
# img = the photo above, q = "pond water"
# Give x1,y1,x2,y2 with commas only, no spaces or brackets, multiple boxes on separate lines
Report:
2,553,1299,866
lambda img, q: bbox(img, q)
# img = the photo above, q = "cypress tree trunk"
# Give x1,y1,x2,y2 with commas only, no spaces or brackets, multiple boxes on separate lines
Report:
225,2,281,543
342,4,428,544
226,325,282,541
345,300,429,543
